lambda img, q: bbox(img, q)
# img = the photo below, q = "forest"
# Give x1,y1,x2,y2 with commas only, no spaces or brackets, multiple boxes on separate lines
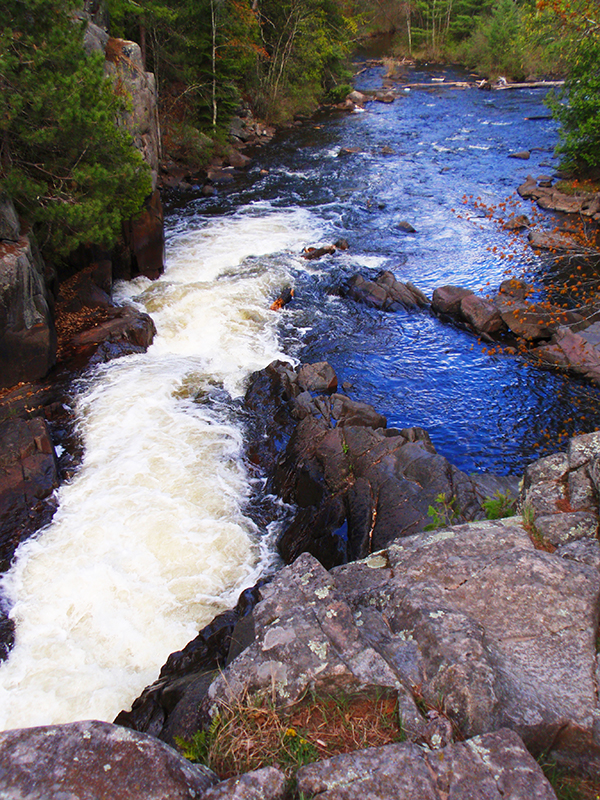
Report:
0,0,598,261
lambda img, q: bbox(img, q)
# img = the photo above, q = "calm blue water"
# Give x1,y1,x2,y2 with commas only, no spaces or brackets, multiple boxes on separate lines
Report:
165,63,600,475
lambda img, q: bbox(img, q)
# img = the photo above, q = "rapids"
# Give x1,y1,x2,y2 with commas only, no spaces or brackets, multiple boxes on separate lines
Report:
2,61,600,729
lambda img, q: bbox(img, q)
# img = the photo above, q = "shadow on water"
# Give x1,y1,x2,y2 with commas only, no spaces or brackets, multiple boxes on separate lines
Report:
167,63,600,476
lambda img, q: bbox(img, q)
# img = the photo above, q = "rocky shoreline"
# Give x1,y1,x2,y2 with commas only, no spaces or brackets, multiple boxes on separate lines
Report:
3,69,600,798
3,360,600,798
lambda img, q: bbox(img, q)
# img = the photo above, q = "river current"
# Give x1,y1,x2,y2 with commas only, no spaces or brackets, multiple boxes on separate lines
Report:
2,62,600,730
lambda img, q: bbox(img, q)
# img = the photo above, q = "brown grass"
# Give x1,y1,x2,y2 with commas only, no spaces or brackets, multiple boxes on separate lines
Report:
178,688,403,780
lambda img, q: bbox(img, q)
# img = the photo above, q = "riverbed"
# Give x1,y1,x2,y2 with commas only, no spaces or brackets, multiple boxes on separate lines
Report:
2,61,600,730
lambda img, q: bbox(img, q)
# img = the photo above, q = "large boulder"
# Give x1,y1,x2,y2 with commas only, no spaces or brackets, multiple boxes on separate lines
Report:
532,324,600,384
460,293,506,336
431,285,474,316
0,719,217,800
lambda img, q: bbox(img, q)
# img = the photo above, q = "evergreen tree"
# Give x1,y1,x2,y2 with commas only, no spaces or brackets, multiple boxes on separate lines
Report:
0,0,152,258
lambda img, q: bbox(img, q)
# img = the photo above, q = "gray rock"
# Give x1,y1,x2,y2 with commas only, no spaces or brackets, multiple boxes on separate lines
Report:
105,39,160,191
0,236,56,389
295,728,557,799
0,719,217,800
535,511,598,545
202,767,287,800
206,552,426,740
509,150,531,159
0,194,20,241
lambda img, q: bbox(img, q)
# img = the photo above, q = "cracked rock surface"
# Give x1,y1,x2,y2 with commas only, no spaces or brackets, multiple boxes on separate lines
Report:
206,518,600,778
295,728,556,800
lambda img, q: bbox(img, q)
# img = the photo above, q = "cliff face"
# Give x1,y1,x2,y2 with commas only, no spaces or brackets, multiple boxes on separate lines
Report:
0,197,56,390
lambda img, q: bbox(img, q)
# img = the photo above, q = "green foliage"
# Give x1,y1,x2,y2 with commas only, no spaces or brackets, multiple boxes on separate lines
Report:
0,0,151,258
482,489,516,520
424,493,460,530
538,757,587,800
547,36,600,171
456,0,528,79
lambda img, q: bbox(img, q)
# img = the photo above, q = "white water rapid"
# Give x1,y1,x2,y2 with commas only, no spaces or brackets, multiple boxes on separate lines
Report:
0,205,321,730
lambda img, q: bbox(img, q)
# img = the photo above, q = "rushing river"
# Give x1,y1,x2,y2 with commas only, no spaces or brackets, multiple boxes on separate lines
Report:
2,62,600,730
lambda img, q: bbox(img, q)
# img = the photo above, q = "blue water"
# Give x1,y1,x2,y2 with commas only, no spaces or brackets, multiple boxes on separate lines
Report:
165,63,600,476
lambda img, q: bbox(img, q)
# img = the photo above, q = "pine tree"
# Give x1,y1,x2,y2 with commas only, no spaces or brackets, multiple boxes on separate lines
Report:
0,0,152,258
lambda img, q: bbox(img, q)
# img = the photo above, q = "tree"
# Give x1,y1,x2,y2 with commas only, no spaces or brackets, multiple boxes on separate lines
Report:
0,0,152,258
542,1,600,171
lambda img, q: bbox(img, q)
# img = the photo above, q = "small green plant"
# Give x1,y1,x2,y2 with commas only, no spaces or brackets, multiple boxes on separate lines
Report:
424,493,460,531
482,490,517,520
538,756,588,800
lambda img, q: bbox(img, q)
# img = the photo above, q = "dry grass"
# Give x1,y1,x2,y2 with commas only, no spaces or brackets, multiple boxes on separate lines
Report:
178,688,403,780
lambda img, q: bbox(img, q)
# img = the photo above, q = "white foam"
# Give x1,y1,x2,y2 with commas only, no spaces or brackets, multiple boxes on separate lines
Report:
0,206,321,729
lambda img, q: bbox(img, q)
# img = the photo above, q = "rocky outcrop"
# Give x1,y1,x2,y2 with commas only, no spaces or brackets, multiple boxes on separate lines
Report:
201,523,600,780
346,271,429,311
0,719,217,800
296,729,556,800
243,361,518,569
519,175,600,221
522,431,600,546
0,199,56,389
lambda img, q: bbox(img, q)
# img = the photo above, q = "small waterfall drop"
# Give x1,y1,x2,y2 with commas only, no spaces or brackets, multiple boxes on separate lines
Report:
0,206,321,729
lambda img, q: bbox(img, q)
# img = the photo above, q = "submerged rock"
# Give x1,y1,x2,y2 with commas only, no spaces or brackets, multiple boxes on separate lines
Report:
347,271,429,311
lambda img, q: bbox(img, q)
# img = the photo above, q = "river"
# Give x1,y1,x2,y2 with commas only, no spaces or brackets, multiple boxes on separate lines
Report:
2,61,600,731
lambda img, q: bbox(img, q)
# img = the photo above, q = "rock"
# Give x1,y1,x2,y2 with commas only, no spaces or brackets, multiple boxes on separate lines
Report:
295,729,557,800
396,220,417,233
347,90,366,106
528,229,580,252
330,394,387,429
83,20,109,55
509,150,531,159
535,512,598,546
336,519,600,774
519,175,600,220
334,238,349,250
226,150,252,169
0,193,20,242
105,38,160,190
0,417,58,572
497,302,581,342
374,92,395,103
347,272,428,311
460,293,506,335
533,325,600,384
297,362,338,394
302,245,336,260
69,305,156,356
504,214,530,230
206,552,427,739
124,189,165,280
431,285,474,316
521,431,600,540
0,719,217,800
338,147,362,156
202,767,287,800
0,235,56,389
